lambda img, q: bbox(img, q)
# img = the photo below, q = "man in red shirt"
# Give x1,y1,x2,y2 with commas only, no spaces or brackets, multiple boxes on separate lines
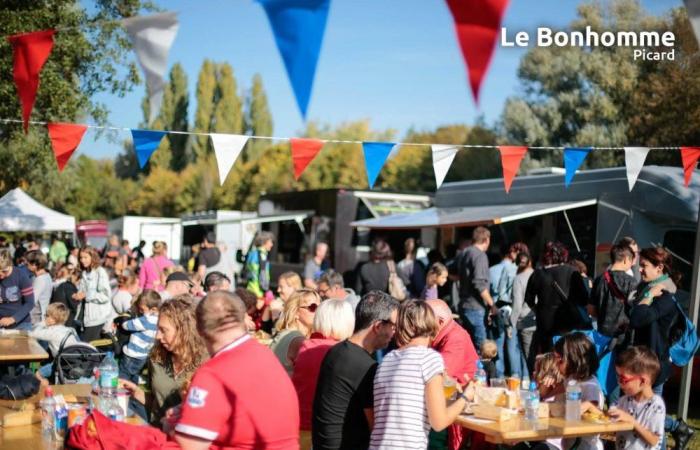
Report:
426,299,479,450
175,290,299,450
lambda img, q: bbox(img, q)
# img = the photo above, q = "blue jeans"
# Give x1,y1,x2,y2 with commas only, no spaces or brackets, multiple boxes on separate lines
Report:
13,321,32,331
506,329,529,378
39,363,53,379
463,309,487,352
118,354,147,384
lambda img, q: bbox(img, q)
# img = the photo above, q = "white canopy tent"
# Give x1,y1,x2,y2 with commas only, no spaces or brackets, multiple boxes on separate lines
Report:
0,188,75,232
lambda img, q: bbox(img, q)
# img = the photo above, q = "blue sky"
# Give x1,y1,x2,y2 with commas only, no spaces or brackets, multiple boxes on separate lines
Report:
81,0,682,159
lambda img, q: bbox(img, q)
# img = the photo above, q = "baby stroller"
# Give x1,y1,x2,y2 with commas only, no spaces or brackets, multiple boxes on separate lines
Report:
51,332,104,385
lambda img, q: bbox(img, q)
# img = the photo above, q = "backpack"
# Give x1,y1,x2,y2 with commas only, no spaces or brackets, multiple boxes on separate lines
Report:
668,297,700,367
386,260,407,301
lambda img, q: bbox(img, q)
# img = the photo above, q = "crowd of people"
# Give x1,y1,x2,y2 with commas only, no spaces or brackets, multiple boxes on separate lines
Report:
0,226,695,450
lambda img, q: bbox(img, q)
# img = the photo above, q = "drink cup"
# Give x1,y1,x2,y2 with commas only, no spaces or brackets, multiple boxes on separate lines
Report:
507,377,521,391
443,376,457,400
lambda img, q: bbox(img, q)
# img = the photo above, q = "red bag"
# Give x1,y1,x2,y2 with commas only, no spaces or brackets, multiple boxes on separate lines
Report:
67,410,180,450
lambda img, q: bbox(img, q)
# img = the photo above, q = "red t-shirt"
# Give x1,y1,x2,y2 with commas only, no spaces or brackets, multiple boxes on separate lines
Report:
291,333,338,430
176,334,299,449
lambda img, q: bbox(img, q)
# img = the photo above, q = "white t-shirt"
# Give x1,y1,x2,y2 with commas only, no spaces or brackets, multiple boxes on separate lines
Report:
615,394,665,450
562,377,604,450
112,290,133,314
370,346,444,450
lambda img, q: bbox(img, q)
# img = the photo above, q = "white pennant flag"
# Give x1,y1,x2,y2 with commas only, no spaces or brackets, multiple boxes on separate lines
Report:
210,134,249,185
432,145,460,189
685,0,700,46
123,12,179,124
624,147,651,191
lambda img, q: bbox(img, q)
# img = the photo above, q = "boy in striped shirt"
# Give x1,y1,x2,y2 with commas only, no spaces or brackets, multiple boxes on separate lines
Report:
118,290,161,383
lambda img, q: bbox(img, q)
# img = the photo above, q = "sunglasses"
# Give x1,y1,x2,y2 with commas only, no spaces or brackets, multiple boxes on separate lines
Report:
300,303,319,313
617,374,641,385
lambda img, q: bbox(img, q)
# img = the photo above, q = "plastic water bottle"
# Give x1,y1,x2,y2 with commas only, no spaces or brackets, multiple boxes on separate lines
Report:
475,361,487,386
525,381,540,423
98,351,119,396
40,387,55,439
105,393,125,422
565,380,582,421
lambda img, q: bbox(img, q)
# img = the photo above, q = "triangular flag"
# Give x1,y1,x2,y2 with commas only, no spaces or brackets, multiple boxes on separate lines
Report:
498,146,528,193
680,147,700,186
130,129,167,168
623,147,651,191
210,134,249,185
123,12,179,124
7,30,55,133
563,147,592,187
362,142,396,189
445,0,509,104
259,0,330,119
291,138,324,180
431,145,460,189
684,0,700,46
47,123,88,171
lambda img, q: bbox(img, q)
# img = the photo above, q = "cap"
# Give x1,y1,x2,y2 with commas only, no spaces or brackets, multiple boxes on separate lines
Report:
166,271,193,286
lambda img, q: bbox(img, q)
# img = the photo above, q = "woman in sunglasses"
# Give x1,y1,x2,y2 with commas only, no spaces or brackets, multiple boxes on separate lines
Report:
270,288,320,376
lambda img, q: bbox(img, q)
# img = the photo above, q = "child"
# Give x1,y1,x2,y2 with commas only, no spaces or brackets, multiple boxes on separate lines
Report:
480,339,498,382
421,262,448,300
112,273,140,315
31,303,79,380
553,332,603,450
605,346,664,450
118,290,161,383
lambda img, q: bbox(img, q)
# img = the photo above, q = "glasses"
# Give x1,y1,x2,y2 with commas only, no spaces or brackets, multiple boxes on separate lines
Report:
317,287,330,296
381,319,397,328
617,374,641,385
300,303,319,313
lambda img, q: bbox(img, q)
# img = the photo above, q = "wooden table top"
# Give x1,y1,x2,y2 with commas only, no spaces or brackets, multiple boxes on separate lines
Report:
0,384,144,450
0,336,48,362
456,414,634,444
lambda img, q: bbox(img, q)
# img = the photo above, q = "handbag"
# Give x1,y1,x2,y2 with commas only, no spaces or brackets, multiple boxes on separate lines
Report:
386,260,408,301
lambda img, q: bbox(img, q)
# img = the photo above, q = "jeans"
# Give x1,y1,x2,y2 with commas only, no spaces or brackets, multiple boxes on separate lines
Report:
463,309,487,352
12,321,33,331
39,363,53,379
118,354,147,384
506,329,529,378
489,324,506,377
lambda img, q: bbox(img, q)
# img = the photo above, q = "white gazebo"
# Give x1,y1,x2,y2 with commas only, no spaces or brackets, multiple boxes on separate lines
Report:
0,188,75,232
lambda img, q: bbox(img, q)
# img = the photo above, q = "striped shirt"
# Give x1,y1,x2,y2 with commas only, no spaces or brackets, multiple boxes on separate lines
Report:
122,313,158,359
369,346,445,450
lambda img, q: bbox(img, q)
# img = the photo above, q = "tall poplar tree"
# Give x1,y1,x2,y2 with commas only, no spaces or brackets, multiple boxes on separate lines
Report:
191,59,217,160
244,73,273,161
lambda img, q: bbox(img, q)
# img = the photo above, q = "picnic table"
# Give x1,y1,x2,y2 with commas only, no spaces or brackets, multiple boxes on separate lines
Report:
0,334,48,363
0,384,144,450
456,413,634,445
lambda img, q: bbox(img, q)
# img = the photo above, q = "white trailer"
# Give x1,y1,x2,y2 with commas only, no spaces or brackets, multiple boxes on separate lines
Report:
108,216,182,262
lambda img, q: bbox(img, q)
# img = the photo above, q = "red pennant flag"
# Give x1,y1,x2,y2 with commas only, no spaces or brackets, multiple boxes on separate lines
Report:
680,147,700,186
498,146,528,193
446,0,509,104
47,123,87,171
291,138,325,180
7,30,55,133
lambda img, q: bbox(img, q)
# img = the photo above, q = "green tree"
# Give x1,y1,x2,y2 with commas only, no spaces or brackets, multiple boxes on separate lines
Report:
244,73,273,161
212,63,243,134
191,59,217,160
0,0,155,202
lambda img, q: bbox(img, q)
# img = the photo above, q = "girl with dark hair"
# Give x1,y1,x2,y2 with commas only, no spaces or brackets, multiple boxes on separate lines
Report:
355,239,394,296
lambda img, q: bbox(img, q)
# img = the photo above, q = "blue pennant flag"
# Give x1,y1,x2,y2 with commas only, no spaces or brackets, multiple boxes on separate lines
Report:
259,0,330,119
564,147,592,187
131,129,167,168
363,142,395,189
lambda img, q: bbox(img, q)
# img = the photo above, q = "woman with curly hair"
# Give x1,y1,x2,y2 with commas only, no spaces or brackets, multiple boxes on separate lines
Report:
120,295,208,427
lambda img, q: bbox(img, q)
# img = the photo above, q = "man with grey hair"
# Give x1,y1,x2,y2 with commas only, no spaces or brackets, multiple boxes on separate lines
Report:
175,290,299,449
304,241,329,289
312,291,399,450
317,270,360,310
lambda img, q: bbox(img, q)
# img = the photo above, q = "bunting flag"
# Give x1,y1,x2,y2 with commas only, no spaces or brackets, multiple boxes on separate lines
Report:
291,138,325,180
431,145,460,189
680,147,700,186
563,147,592,187
498,146,528,193
210,134,249,185
259,0,330,119
363,142,396,189
47,123,88,171
684,0,700,46
445,0,509,104
623,147,651,191
7,30,55,133
130,129,167,168
123,12,179,124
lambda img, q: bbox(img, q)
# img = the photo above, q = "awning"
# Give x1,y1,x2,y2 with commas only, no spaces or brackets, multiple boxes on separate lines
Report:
350,199,597,229
181,210,314,227
0,188,76,232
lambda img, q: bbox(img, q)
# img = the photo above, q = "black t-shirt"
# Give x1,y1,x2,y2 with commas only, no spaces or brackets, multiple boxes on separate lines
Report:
197,247,221,268
312,340,376,450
